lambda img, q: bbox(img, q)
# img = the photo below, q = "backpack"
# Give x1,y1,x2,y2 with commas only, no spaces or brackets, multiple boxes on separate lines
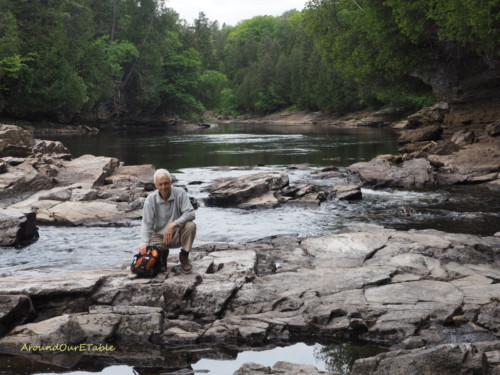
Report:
130,245,161,277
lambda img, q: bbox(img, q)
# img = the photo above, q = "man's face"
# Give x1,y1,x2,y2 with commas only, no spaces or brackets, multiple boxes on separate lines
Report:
155,175,172,198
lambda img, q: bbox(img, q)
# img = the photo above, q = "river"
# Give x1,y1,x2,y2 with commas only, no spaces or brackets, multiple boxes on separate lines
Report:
1,122,499,375
3,122,498,276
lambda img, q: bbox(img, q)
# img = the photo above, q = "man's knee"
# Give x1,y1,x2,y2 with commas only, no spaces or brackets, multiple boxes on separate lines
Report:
183,221,196,234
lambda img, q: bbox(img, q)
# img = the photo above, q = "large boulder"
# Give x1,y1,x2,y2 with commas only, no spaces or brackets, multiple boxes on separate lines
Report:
204,172,289,207
0,124,36,157
56,154,120,187
348,158,436,188
0,159,54,206
0,208,38,247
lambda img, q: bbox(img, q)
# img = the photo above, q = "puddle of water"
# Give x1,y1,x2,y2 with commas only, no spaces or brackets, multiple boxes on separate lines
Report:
0,342,387,375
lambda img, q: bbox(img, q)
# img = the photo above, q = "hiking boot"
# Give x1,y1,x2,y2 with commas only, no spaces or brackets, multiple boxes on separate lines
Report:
159,248,169,273
179,252,192,274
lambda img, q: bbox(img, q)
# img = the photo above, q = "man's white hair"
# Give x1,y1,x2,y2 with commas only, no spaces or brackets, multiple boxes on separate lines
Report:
154,168,171,183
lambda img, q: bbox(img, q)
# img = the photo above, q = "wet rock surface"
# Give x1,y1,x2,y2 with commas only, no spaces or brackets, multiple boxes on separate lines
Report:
0,224,498,373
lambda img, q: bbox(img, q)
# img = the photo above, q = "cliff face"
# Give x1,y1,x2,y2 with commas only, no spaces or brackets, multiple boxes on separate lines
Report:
412,44,500,127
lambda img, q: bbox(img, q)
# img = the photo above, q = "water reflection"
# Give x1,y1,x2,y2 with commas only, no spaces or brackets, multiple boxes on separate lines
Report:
0,341,387,375
47,123,400,170
314,343,388,374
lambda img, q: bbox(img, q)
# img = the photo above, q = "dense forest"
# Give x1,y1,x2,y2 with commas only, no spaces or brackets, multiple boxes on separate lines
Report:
0,0,498,124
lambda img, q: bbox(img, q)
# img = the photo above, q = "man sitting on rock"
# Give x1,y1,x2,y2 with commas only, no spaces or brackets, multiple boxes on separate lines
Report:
139,168,196,273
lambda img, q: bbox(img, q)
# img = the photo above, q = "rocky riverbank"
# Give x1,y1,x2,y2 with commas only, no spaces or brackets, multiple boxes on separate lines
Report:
0,224,498,373
223,104,500,191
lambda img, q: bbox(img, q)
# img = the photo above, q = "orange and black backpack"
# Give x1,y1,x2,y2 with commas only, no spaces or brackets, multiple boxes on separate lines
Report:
130,245,161,277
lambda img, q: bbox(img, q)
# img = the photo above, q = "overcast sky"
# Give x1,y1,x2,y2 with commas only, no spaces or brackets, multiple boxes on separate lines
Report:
165,0,308,26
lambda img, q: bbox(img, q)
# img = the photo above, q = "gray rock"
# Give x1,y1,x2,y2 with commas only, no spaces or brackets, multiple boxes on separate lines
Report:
427,142,500,180
398,125,443,144
450,130,476,146
405,103,449,129
348,158,435,188
332,183,362,200
301,231,390,268
56,154,120,187
235,361,331,375
0,314,86,353
0,124,35,157
33,139,71,158
0,208,38,247
104,164,156,187
0,159,54,205
73,311,121,343
486,120,500,137
204,172,289,207
238,191,280,209
0,225,498,370
351,341,500,375
0,295,36,336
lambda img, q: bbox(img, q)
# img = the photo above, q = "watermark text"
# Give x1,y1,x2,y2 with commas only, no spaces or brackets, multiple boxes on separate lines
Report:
20,343,116,353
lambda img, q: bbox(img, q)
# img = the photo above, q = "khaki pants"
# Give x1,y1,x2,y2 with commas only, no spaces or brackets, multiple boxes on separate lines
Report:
149,221,196,252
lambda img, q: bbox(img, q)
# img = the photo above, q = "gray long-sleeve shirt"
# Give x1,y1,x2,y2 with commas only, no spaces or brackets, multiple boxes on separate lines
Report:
140,187,195,245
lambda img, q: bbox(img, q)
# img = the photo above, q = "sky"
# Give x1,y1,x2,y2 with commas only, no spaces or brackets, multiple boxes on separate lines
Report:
165,0,308,26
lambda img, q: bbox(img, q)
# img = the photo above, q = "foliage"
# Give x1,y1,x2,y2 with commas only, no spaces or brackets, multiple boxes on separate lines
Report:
197,70,229,110
0,0,497,122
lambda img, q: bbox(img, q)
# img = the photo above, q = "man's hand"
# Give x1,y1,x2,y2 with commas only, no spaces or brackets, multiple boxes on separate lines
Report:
163,222,178,245
139,244,147,255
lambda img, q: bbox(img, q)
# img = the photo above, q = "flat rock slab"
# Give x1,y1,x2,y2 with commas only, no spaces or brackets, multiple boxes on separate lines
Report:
56,155,120,187
0,225,498,371
37,200,142,225
364,280,463,305
0,267,127,296
428,142,500,177
301,231,390,267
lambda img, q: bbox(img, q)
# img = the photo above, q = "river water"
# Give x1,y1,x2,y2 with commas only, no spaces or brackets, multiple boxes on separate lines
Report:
2,123,498,277
1,122,499,374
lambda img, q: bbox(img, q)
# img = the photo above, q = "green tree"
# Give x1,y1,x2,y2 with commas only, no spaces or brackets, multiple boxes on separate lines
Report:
198,70,229,109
